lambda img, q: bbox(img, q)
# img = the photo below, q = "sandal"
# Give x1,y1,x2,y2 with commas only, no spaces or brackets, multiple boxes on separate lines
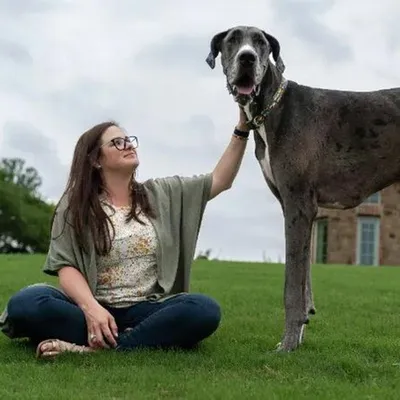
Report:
36,339,94,359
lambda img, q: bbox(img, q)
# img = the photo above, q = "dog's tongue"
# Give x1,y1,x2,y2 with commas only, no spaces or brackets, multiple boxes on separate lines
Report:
236,85,255,95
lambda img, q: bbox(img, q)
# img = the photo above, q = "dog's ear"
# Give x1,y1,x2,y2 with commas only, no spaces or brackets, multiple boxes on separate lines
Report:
262,31,285,74
206,30,229,69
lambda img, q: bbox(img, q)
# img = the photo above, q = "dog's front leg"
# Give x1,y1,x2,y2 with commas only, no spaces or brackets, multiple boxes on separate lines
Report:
277,195,317,352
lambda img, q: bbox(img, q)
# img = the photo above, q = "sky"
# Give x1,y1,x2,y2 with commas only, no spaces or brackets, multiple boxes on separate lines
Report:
1,0,399,262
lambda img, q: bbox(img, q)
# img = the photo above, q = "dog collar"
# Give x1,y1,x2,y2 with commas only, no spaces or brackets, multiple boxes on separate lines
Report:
245,78,288,130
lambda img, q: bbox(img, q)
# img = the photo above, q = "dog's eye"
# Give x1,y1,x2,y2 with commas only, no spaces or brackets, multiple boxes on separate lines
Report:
227,36,237,45
252,35,265,46
227,31,242,45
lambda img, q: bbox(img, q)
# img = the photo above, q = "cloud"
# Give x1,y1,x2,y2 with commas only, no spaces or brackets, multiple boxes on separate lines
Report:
0,40,34,97
271,0,353,64
0,0,69,15
198,186,285,262
0,39,33,65
1,121,68,200
134,34,211,76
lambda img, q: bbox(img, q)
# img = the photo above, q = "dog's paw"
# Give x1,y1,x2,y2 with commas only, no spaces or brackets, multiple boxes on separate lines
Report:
274,341,283,352
275,324,306,352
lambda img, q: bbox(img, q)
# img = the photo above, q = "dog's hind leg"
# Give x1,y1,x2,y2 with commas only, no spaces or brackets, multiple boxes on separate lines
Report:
276,189,317,352
306,258,316,315
298,255,316,345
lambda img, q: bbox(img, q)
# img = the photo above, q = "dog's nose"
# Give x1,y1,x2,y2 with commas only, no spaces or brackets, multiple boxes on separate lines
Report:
239,51,256,66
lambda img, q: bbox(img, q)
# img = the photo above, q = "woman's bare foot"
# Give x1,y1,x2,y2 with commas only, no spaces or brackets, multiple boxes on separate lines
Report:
36,339,95,359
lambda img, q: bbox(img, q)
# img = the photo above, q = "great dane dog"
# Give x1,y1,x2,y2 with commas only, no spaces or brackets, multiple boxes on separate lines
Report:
205,25,400,351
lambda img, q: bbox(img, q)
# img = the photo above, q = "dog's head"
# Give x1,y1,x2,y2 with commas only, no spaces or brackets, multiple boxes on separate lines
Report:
206,26,285,102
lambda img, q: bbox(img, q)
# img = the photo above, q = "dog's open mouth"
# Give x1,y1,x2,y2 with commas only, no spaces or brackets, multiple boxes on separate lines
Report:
233,74,257,95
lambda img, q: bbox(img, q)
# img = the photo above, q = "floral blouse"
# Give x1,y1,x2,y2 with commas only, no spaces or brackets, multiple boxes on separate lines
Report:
95,202,161,308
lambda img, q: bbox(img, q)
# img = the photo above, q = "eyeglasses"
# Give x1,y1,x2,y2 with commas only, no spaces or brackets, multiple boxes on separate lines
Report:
101,135,139,151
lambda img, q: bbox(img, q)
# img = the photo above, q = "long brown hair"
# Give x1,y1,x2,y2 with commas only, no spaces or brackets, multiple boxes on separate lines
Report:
53,121,155,256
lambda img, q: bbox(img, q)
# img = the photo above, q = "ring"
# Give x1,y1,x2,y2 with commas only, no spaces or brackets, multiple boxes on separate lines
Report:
89,334,97,341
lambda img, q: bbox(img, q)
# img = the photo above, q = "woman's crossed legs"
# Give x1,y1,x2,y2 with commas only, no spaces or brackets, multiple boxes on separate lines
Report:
6,285,221,358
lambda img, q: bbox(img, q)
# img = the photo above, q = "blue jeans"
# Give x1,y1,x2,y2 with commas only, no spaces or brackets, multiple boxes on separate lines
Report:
6,285,221,350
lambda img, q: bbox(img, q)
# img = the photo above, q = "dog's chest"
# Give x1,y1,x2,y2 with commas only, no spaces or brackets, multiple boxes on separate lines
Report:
243,104,275,184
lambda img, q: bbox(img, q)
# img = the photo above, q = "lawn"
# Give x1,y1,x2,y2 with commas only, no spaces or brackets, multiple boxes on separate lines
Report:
0,254,400,400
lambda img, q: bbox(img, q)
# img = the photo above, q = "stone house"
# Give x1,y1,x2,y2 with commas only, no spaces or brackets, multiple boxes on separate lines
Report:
311,183,400,266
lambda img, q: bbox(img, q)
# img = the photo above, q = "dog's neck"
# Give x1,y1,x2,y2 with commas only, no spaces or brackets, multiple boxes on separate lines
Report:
258,64,282,107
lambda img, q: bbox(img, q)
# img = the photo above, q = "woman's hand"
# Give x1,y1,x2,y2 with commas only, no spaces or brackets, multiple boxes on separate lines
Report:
236,107,249,132
57,267,119,349
83,303,119,349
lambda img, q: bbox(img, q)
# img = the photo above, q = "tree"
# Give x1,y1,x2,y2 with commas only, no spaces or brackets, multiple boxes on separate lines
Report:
0,158,55,253
0,158,42,195
195,248,213,260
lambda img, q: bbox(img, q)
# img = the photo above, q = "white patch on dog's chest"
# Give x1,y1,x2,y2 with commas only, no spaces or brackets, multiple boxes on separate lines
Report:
244,104,275,185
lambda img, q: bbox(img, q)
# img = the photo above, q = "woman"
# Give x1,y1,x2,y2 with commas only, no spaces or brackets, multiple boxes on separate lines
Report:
0,107,250,358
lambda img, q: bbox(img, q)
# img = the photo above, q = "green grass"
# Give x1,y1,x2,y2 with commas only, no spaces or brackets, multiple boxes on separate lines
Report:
1,255,400,399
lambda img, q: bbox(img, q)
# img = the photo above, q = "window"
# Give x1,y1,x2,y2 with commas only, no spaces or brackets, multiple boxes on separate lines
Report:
357,216,380,265
315,219,328,264
362,192,380,204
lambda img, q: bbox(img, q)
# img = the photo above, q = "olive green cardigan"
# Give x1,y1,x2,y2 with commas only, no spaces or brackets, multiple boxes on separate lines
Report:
0,173,213,338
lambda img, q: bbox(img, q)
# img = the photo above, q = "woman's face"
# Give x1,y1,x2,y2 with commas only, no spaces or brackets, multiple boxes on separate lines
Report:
98,126,139,173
